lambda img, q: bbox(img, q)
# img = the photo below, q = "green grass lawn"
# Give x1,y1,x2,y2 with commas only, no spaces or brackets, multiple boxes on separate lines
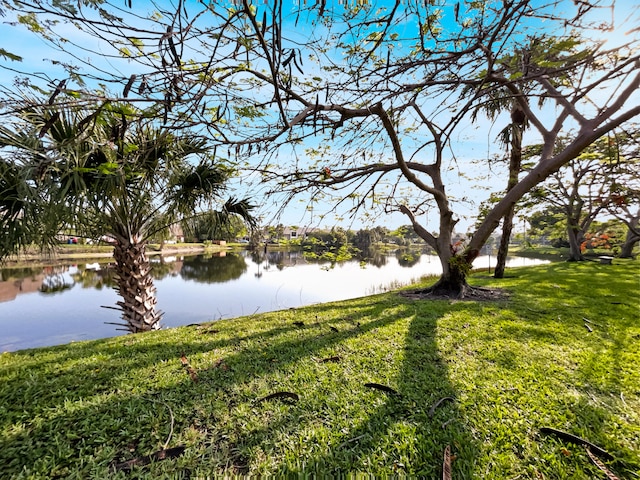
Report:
1,260,638,479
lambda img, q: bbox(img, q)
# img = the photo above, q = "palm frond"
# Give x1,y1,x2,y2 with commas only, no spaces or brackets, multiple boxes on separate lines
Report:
222,197,258,228
181,198,257,242
0,157,66,259
167,160,230,213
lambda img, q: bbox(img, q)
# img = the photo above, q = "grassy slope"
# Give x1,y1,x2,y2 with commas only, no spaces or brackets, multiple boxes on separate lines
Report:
0,260,638,479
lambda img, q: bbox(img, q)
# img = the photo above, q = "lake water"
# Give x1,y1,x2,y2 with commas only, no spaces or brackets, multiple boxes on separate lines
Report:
0,250,549,352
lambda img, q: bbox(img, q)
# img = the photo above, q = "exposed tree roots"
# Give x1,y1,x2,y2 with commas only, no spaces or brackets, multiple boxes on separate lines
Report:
401,283,508,301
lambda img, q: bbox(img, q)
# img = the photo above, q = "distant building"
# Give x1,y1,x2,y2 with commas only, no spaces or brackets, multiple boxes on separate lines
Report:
168,223,185,243
281,226,315,241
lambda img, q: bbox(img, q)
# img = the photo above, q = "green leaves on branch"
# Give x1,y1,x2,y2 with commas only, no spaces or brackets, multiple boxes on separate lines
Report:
0,48,22,61
498,35,592,81
17,13,44,33
233,105,265,119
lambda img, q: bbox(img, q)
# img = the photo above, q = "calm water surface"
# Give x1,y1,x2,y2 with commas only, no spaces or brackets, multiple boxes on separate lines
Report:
0,250,549,351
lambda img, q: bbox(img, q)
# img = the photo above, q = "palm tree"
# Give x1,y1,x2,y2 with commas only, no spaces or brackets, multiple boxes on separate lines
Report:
469,86,528,278
1,139,67,259
493,106,526,278
0,102,255,332
1,156,37,258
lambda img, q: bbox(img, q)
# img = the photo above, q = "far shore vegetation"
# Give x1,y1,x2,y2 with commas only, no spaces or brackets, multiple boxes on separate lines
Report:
1,260,638,478
1,224,628,270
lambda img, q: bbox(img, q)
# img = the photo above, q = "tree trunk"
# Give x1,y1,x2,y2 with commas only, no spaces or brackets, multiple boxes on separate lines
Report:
413,250,472,298
436,255,471,296
495,121,523,278
430,215,472,296
112,240,162,332
401,205,472,297
566,223,585,261
494,213,514,278
619,229,639,258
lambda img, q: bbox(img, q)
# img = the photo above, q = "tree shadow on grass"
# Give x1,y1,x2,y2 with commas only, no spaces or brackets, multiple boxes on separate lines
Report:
219,298,481,477
0,293,479,477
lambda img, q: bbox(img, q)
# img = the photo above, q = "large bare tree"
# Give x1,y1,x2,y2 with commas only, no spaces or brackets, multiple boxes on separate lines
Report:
1,0,639,295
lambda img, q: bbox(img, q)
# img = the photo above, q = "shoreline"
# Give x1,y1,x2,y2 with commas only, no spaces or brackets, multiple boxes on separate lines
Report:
1,243,230,268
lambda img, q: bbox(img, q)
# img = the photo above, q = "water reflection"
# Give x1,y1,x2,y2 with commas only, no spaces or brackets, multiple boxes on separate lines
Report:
250,249,306,270
0,251,550,351
150,256,184,281
358,247,388,267
39,267,76,294
71,264,117,290
395,248,423,267
0,267,46,303
180,253,247,283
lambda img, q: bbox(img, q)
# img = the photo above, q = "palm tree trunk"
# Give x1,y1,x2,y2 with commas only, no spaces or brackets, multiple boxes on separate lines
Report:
112,240,162,332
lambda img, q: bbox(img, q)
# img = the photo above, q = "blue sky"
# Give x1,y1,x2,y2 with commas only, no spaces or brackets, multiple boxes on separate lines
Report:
1,0,638,233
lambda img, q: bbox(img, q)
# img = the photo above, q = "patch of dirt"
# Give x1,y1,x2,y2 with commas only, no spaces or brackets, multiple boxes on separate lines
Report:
400,286,509,302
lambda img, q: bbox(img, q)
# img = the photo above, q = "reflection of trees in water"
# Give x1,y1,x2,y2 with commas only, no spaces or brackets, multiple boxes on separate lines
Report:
70,265,117,290
248,251,267,278
1,267,42,282
267,251,286,270
248,249,306,273
395,249,422,268
355,247,388,268
249,250,266,265
180,253,247,283
266,250,305,270
150,256,184,280
40,266,75,294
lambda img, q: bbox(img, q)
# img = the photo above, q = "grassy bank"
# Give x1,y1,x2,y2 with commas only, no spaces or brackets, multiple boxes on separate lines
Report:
1,260,638,478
